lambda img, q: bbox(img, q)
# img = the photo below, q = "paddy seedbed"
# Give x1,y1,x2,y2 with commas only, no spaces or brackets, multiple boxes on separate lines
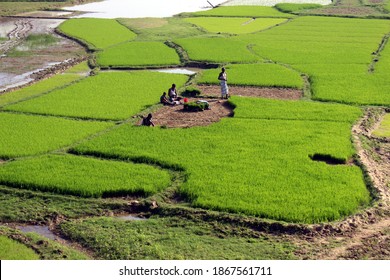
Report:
188,5,295,18
0,235,39,260
239,16,390,105
174,36,260,63
4,71,189,121
73,97,369,223
0,154,172,198
58,18,137,50
0,71,84,106
96,41,181,68
373,114,390,138
183,17,288,34
0,112,112,159
198,63,303,89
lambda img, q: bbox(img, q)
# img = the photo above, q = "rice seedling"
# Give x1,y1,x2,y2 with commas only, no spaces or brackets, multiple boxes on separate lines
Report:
372,114,390,138
174,36,260,63
183,17,288,34
274,3,323,13
198,63,303,88
5,71,189,121
239,16,390,105
96,42,181,67
72,98,368,223
0,112,112,159
0,154,171,198
0,62,90,107
58,18,136,50
188,5,295,18
0,235,39,260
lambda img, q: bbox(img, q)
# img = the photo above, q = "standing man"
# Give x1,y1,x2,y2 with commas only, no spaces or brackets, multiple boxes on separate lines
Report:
218,67,229,99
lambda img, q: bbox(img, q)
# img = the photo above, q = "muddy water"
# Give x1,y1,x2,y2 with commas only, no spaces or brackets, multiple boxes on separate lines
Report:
17,225,59,240
65,0,227,18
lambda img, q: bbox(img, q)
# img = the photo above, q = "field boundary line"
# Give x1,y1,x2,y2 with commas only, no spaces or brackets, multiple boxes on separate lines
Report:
368,32,390,73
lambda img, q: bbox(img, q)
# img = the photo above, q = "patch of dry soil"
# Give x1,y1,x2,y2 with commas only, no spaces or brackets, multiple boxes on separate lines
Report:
147,98,233,128
198,85,302,99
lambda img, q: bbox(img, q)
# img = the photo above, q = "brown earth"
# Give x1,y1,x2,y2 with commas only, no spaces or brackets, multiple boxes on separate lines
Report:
198,84,302,100
150,98,233,128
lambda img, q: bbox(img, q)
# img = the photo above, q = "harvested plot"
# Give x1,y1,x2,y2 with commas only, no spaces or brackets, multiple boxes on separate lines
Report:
0,154,171,198
0,112,112,159
5,71,189,121
97,42,181,68
73,98,368,223
373,114,390,138
59,217,296,259
0,235,39,260
58,18,136,50
174,37,259,63
183,17,287,34
198,63,303,89
189,5,294,18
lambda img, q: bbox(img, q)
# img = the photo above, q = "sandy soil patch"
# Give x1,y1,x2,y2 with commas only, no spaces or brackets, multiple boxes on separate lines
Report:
198,85,302,99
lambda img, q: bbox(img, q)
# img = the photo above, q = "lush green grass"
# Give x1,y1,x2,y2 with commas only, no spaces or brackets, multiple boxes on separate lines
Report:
97,42,181,67
59,217,296,259
73,97,368,223
0,226,89,260
5,71,189,121
188,6,294,18
0,235,39,260
239,16,390,105
0,185,128,223
0,154,171,197
183,17,288,34
198,63,303,88
174,36,260,63
0,112,112,159
118,17,205,42
275,3,323,13
58,18,136,50
373,114,390,137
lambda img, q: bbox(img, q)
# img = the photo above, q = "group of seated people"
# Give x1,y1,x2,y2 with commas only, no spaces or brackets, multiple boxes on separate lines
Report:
160,83,182,106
